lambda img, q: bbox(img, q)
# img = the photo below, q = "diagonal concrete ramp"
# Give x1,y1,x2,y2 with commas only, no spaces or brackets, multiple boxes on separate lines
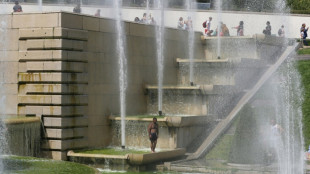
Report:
186,42,300,160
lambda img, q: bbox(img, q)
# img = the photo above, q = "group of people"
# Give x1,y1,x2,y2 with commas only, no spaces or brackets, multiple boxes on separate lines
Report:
72,4,101,17
202,17,235,37
301,23,309,46
134,13,156,25
177,16,193,30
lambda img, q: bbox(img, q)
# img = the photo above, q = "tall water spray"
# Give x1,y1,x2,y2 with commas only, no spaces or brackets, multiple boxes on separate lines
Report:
185,0,195,85
273,57,304,174
155,0,164,115
0,5,9,172
216,0,222,59
114,0,127,148
38,0,42,12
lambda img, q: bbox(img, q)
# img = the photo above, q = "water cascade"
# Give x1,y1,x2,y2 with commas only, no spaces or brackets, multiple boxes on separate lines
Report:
155,0,164,115
185,0,195,86
0,8,9,172
271,58,304,174
114,0,128,148
216,0,222,59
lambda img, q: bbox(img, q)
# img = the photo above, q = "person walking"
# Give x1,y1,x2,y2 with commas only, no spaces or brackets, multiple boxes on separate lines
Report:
232,21,244,36
301,23,308,46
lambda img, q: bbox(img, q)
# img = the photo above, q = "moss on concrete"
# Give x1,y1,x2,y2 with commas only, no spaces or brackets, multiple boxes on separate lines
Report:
3,156,97,174
74,148,149,155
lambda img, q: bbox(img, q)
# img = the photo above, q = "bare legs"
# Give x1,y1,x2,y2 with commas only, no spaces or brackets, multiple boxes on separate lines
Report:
150,140,157,152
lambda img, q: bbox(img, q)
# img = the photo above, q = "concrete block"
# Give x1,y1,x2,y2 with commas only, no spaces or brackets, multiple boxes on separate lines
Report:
18,95,52,104
18,72,88,83
4,95,18,115
0,29,19,51
25,106,44,116
12,13,59,28
51,95,88,105
42,138,87,150
42,106,87,116
87,125,111,147
19,28,54,39
19,51,53,61
21,84,87,95
129,22,155,38
43,116,87,127
0,51,18,62
0,84,18,94
45,128,86,139
19,40,27,51
83,16,99,31
60,13,83,30
26,62,44,71
41,151,67,160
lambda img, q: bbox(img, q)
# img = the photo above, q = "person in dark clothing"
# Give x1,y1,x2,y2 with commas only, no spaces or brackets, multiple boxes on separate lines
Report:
73,4,81,13
147,117,159,153
263,21,271,35
13,1,22,12
301,23,309,46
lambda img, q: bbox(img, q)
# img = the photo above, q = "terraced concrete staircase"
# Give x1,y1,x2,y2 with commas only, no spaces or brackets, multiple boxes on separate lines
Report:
17,27,89,160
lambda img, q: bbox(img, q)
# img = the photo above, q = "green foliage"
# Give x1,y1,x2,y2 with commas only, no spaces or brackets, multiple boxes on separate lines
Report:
297,60,310,150
229,104,265,164
205,134,234,160
286,0,310,10
298,48,310,55
3,156,96,174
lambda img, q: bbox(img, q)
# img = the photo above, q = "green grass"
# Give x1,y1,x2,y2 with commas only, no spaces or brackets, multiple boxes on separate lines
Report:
74,148,149,155
298,60,310,150
3,156,96,174
298,48,310,55
205,134,234,161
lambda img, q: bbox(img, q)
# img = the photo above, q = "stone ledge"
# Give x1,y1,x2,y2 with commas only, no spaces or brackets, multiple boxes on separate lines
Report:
45,128,86,139
43,116,88,127
41,138,87,150
19,50,88,62
25,61,87,73
19,84,88,95
18,95,88,105
18,72,88,83
25,39,84,51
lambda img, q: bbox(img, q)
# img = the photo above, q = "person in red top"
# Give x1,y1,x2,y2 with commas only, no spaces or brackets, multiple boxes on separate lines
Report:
147,117,159,153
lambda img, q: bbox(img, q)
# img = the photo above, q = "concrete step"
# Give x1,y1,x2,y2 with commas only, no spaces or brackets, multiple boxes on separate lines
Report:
18,95,88,105
145,85,238,116
19,50,88,62
23,39,84,51
21,61,87,73
18,72,88,83
19,84,88,95
18,105,87,117
45,128,86,139
43,116,88,128
41,150,68,160
177,58,267,86
19,27,88,41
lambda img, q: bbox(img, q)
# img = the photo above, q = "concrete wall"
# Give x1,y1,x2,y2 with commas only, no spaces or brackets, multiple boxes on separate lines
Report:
0,3,308,38
0,11,206,160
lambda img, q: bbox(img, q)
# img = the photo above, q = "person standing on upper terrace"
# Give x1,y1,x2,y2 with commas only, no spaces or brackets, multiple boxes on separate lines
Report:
301,23,308,46
203,17,212,36
263,21,272,35
13,1,22,12
73,3,81,14
232,21,244,36
148,117,159,153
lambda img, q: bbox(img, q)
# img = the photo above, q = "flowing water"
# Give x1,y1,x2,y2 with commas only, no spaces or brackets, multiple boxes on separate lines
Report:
216,0,222,59
185,0,195,85
155,0,164,115
114,0,128,148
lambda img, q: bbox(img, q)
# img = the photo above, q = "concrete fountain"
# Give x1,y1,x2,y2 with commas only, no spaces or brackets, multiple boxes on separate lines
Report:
0,0,306,173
